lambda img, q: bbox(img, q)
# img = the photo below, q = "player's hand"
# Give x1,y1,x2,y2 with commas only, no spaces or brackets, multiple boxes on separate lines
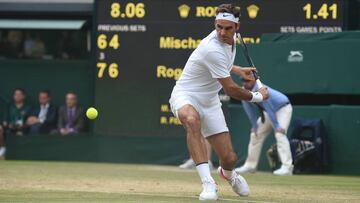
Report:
276,128,286,134
231,65,256,80
258,87,269,100
240,67,256,81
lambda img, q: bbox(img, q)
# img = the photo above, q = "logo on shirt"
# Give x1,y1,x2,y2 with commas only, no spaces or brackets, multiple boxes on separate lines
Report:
288,51,304,62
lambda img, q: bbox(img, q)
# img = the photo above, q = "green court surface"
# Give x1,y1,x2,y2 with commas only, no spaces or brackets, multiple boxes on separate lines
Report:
0,161,359,203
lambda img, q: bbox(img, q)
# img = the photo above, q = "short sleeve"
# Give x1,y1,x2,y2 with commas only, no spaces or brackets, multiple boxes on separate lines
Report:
204,51,231,79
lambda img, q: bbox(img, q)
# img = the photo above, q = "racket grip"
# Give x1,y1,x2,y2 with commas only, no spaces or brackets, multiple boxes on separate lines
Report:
256,79,263,89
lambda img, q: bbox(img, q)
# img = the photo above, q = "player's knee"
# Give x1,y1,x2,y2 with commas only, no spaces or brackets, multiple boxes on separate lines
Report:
181,115,200,130
222,152,237,167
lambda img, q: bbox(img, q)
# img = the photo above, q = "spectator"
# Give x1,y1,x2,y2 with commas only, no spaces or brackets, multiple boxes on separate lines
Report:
26,90,57,134
24,33,46,59
1,30,24,58
3,88,31,136
58,92,85,135
23,32,35,58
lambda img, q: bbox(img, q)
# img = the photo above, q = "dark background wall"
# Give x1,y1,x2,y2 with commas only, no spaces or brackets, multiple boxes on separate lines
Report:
0,60,93,110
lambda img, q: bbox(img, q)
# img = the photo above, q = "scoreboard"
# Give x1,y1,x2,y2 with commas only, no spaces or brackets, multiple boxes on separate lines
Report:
93,0,346,137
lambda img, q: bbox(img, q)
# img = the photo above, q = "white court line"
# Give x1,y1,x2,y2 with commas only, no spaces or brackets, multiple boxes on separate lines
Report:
121,191,279,203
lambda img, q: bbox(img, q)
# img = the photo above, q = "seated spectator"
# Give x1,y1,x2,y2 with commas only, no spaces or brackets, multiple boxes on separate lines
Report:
3,88,31,136
26,90,57,134
24,33,46,59
58,92,85,135
1,30,24,59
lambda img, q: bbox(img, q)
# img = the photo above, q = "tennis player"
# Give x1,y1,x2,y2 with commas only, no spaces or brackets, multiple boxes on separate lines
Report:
169,4,269,200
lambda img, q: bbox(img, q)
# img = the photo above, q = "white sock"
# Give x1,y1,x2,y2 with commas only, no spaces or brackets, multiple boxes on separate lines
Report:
222,168,236,180
196,163,215,183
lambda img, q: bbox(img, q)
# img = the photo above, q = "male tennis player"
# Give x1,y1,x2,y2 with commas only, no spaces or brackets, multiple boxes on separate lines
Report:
235,79,293,176
169,4,269,200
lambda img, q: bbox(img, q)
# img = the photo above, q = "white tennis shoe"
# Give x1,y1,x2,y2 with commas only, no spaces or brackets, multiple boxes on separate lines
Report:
199,179,218,201
273,165,293,176
218,166,250,197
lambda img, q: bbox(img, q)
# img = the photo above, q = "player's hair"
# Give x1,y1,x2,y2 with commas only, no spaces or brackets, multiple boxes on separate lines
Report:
216,4,240,21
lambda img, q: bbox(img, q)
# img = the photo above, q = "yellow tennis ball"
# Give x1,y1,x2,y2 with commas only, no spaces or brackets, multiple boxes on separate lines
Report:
86,107,98,120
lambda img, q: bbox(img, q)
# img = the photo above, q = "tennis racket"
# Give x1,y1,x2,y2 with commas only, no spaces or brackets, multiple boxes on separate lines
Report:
236,33,263,89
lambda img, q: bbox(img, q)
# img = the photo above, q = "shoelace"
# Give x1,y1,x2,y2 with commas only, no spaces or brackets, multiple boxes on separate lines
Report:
230,175,241,187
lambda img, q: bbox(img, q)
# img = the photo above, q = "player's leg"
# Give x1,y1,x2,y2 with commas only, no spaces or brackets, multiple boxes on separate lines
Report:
177,104,208,165
236,115,272,173
177,104,217,200
207,132,236,169
179,139,213,170
273,104,293,175
207,132,250,196
202,104,249,196
205,139,214,169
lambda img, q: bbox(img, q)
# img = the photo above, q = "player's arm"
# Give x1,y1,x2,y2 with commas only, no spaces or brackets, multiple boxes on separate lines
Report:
218,77,269,102
231,65,256,81
205,51,268,101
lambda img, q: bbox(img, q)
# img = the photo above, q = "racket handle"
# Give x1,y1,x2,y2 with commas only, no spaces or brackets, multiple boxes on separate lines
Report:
256,79,263,89
252,71,263,89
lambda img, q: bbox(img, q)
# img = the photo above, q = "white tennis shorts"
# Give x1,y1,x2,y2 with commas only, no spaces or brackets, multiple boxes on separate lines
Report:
169,92,229,137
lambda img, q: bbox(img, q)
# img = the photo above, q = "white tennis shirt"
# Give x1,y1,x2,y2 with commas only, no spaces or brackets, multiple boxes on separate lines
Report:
172,30,236,104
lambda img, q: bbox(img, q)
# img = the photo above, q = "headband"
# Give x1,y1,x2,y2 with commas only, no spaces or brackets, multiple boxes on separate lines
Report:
215,12,239,23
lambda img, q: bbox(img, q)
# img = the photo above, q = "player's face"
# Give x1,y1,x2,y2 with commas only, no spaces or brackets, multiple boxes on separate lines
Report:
215,20,239,45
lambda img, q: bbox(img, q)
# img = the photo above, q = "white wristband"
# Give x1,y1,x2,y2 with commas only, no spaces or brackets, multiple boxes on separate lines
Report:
250,91,263,102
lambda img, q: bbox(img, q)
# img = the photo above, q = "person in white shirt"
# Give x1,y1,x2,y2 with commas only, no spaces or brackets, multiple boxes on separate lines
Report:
169,4,269,201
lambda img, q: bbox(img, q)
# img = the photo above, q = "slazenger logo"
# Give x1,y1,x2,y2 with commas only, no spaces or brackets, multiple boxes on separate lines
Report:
288,51,303,62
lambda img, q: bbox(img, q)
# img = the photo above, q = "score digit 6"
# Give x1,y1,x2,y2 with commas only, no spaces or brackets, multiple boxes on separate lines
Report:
97,34,120,50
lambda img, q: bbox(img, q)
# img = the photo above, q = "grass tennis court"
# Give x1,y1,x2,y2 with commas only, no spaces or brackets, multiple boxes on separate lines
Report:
0,161,359,203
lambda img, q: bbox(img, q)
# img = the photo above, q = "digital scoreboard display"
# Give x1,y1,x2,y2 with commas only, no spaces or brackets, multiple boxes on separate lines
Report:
93,0,346,136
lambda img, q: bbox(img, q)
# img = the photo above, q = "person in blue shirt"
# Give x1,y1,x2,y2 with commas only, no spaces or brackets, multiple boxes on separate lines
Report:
235,79,293,176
